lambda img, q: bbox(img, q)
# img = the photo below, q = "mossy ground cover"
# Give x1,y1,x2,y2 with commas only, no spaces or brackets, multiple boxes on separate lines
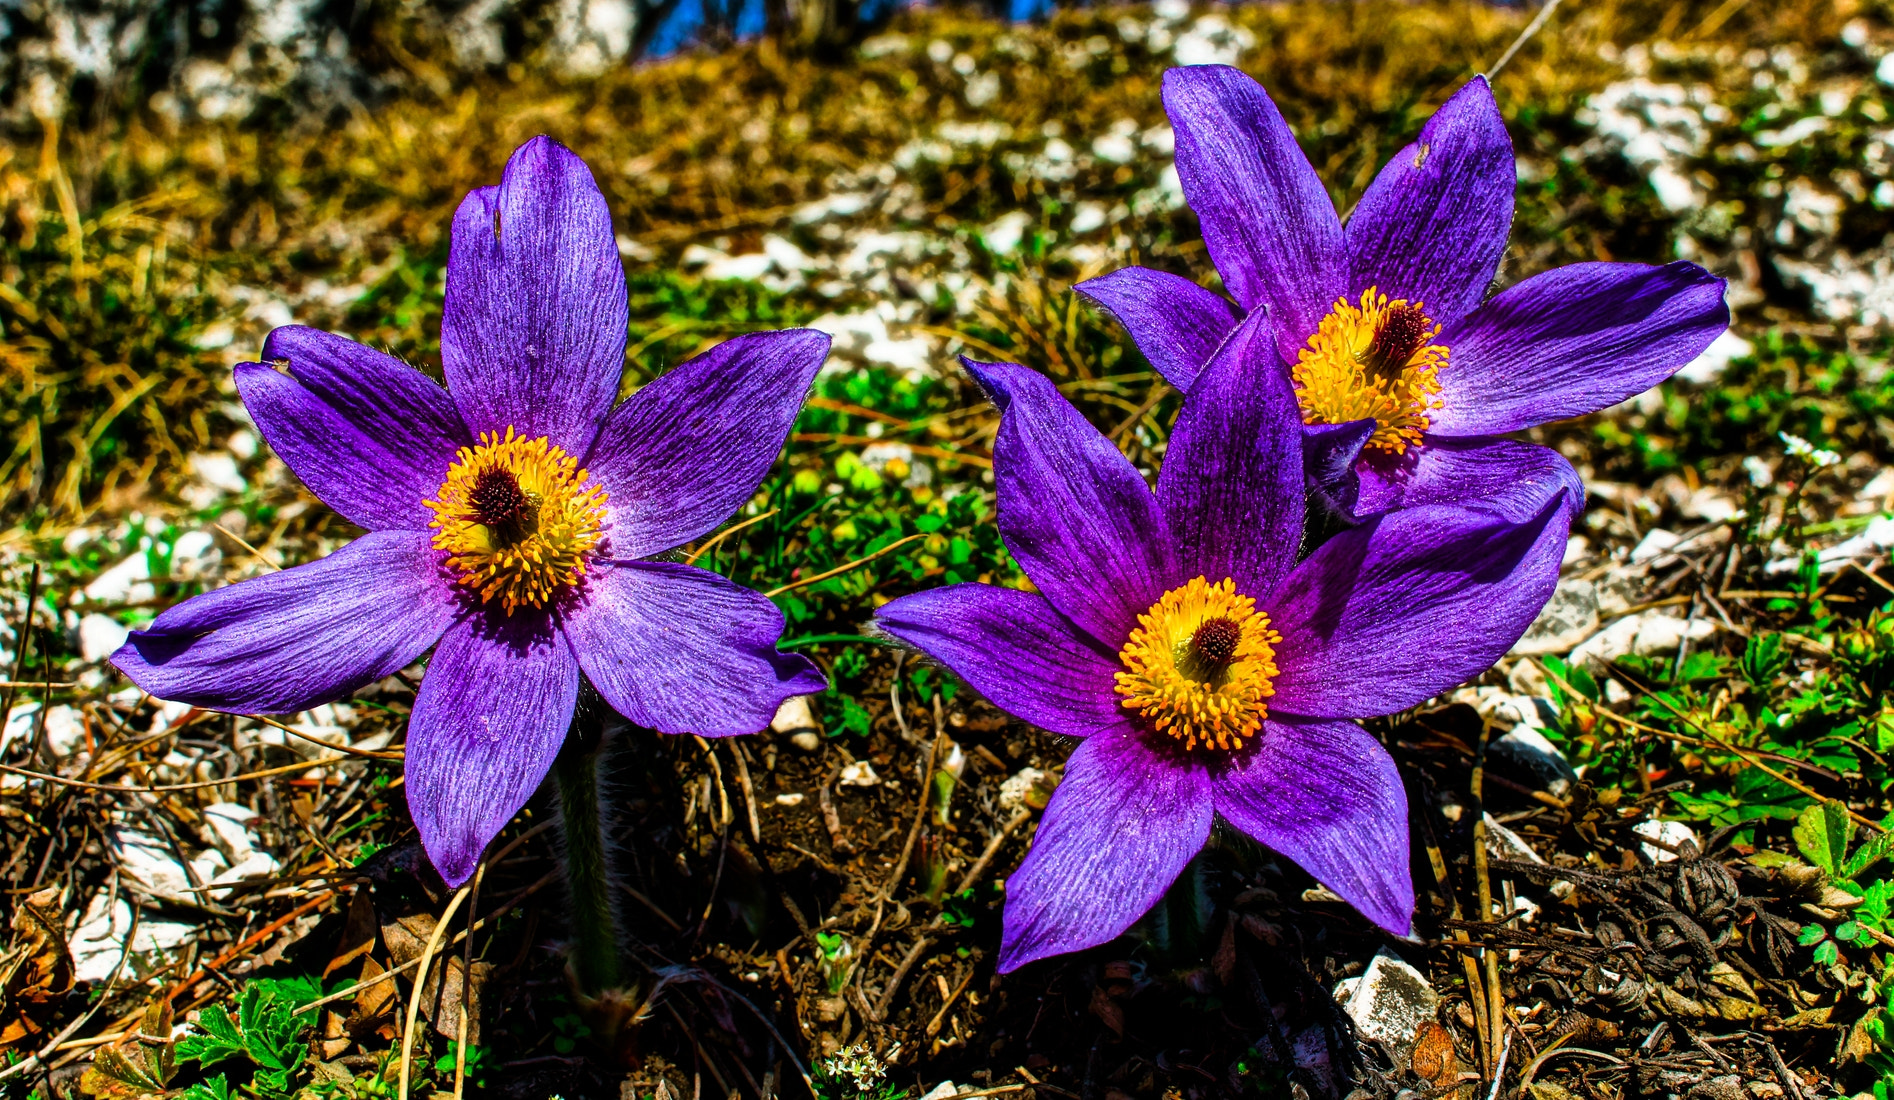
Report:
3,0,1894,1097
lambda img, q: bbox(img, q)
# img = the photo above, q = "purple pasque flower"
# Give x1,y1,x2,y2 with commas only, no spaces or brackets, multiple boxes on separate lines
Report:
873,308,1567,972
112,136,828,885
1076,65,1729,524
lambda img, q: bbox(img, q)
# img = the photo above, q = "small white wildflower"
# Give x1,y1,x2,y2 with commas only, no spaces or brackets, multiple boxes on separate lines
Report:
1779,431,1841,467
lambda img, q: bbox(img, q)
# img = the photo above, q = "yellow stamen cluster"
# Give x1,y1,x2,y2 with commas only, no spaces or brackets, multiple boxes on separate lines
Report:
1114,576,1282,753
1292,287,1450,456
426,427,608,613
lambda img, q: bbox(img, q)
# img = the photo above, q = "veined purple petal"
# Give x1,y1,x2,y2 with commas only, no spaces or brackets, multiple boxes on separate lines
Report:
1267,499,1566,718
1356,437,1584,523
586,330,829,559
442,136,629,459
246,327,470,531
1346,77,1515,331
874,584,1130,740
406,608,579,886
1000,724,1212,972
1164,65,1345,360
1156,308,1304,600
564,561,825,737
1213,716,1413,935
1430,261,1729,436
1073,266,1240,391
963,359,1178,649
1304,418,1377,522
111,530,454,715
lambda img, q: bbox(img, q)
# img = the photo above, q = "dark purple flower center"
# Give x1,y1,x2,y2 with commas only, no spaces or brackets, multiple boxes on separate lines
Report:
1191,617,1242,666
1359,302,1431,381
469,466,531,536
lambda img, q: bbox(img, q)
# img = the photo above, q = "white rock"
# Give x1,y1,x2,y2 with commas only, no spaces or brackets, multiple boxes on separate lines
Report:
1634,819,1700,863
71,893,195,984
703,252,773,282
187,451,247,496
1674,328,1754,384
838,761,881,787
1339,950,1439,1062
85,553,153,604
1630,528,1682,563
1682,488,1740,523
1512,579,1600,657
792,732,821,752
919,1084,958,1100
1855,467,1894,504
771,695,822,735
1484,813,1544,865
1069,201,1107,234
202,803,260,861
78,613,130,663
762,234,817,274
1091,132,1135,164
774,793,805,806
981,210,1034,254
1569,612,1716,668
1,702,86,758
111,825,228,904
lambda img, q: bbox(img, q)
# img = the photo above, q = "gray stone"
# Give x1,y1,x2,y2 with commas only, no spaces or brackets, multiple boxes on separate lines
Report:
1512,579,1600,656
1339,951,1439,1063
1491,727,1579,797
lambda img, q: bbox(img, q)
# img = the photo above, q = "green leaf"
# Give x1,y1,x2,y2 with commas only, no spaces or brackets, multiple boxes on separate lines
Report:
1849,829,1894,879
1798,924,1827,946
176,1006,244,1068
1814,939,1840,965
1794,800,1854,877
180,1073,234,1100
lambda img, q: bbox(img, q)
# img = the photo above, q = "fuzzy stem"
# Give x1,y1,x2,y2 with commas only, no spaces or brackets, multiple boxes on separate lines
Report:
553,688,621,996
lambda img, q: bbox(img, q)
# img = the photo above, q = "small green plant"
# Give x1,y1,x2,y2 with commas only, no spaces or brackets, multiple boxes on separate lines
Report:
1792,801,1894,965
433,1043,495,1091
812,1042,907,1100
550,1011,592,1055
814,931,856,994
176,978,328,1098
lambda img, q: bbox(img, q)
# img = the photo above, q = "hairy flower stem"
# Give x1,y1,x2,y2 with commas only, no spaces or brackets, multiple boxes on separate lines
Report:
553,682,622,997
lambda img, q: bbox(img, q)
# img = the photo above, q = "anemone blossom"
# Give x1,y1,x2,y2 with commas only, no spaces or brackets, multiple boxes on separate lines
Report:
1077,66,1729,526
874,309,1565,971
112,137,827,885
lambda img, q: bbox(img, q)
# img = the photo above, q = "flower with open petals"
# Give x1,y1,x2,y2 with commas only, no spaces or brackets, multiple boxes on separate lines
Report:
112,137,828,885
874,310,1566,971
1077,66,1729,526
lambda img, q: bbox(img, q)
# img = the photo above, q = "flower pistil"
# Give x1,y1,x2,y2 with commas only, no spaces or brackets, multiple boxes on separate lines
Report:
1114,576,1281,752
427,427,608,613
1292,287,1449,456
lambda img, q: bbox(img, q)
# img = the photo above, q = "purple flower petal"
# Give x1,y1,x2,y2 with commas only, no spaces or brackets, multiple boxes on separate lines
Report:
235,333,469,531
1346,77,1515,330
1073,266,1240,391
112,530,454,714
1430,261,1729,436
442,136,629,459
586,330,829,559
874,584,1130,740
1156,308,1304,599
406,608,579,886
963,359,1178,648
1267,499,1566,718
1164,65,1345,360
1213,716,1413,934
1000,725,1211,972
1303,419,1377,522
1356,437,1584,524
564,561,825,737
